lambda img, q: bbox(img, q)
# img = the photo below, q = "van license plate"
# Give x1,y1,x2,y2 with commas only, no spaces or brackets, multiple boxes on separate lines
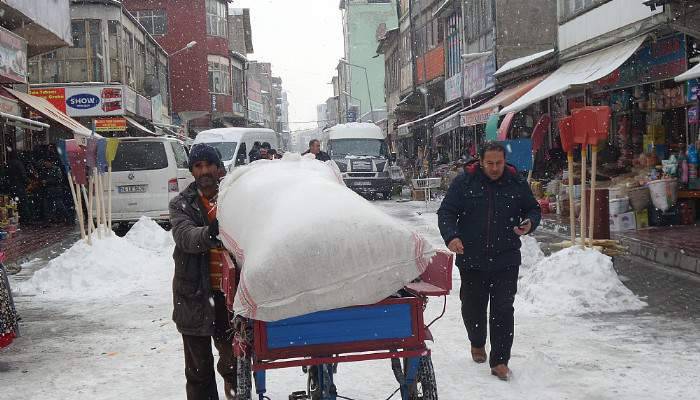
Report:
118,185,147,193
354,181,372,186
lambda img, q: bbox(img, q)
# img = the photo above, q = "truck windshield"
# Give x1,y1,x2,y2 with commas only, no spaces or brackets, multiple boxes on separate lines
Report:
329,139,387,158
203,142,237,161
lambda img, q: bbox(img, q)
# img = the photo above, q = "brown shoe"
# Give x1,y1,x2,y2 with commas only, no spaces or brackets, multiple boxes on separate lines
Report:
490,364,511,381
470,347,487,363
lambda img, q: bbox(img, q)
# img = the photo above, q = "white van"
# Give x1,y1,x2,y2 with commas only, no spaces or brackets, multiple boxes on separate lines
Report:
109,137,193,226
193,128,280,171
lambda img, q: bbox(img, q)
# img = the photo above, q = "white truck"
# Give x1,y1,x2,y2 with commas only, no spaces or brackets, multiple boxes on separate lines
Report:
321,123,393,199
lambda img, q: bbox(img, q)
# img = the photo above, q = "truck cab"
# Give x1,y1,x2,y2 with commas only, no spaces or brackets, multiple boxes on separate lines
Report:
322,123,392,199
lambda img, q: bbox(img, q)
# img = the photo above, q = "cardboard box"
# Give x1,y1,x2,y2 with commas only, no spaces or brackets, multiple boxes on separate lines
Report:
411,189,426,201
635,209,649,229
610,211,636,232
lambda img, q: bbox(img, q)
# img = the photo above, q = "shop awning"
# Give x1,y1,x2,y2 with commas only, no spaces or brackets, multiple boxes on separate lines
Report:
6,88,93,137
125,116,156,136
461,75,547,127
494,49,555,77
0,111,50,131
397,103,461,131
675,63,700,82
500,35,647,115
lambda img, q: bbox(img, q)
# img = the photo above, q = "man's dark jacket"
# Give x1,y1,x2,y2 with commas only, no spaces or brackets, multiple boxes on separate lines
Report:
169,182,220,336
437,160,541,272
302,150,330,162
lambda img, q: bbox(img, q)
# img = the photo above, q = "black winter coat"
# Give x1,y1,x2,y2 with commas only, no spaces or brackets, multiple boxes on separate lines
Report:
169,182,220,336
437,161,541,272
302,150,330,162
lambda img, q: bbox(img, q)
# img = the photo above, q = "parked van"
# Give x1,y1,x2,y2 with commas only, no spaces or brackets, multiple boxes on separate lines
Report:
193,128,279,171
109,137,193,227
321,123,393,198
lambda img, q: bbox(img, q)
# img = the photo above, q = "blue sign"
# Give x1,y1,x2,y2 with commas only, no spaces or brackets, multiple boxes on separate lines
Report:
67,93,100,110
347,110,357,122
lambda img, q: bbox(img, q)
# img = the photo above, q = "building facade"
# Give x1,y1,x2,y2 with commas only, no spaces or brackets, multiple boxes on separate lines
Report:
27,0,171,137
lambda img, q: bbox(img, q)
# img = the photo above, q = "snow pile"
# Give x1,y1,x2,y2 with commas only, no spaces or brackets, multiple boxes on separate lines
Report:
520,235,545,269
18,218,173,300
517,246,646,315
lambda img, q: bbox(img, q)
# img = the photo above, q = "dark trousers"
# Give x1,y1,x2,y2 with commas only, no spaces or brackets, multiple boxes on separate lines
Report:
459,265,519,368
181,291,237,400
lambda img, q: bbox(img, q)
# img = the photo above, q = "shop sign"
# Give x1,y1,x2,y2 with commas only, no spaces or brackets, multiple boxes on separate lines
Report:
689,106,698,125
434,112,460,138
124,86,137,114
687,79,699,103
595,34,687,92
0,27,27,84
460,106,499,127
463,54,495,99
0,95,20,116
94,117,127,132
136,94,152,119
444,74,463,103
211,95,218,112
30,87,67,113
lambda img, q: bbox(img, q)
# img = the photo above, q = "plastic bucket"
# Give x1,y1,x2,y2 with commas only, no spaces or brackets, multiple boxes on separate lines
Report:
609,197,630,215
648,179,678,212
627,186,651,212
608,186,628,199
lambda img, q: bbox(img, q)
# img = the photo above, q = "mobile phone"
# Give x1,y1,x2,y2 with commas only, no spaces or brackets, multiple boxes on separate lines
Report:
518,218,531,228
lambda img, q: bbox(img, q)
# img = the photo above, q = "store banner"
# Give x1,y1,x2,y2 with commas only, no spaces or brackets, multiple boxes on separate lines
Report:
124,86,137,114
463,54,495,99
94,117,127,132
0,95,20,116
460,106,499,127
434,112,460,138
0,26,27,84
32,85,124,117
444,74,463,103
595,34,687,92
688,79,699,102
29,88,67,113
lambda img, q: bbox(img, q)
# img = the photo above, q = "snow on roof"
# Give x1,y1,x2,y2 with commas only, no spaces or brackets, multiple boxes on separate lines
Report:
327,122,385,140
495,49,555,76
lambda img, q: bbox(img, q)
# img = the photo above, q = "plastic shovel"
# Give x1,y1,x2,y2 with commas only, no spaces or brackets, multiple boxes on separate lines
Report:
106,138,119,233
558,116,576,246
527,114,551,183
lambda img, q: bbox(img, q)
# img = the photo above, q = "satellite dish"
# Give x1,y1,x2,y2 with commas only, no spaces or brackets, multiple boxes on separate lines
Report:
144,74,161,97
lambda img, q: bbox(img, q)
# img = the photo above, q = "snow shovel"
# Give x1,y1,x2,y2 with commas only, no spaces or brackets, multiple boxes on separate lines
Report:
58,140,85,240
106,138,119,233
558,116,576,246
86,138,101,240
67,141,89,244
528,114,551,184
96,139,109,236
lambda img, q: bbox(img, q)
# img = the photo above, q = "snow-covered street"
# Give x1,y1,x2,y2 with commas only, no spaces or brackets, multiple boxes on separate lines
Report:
2,200,700,400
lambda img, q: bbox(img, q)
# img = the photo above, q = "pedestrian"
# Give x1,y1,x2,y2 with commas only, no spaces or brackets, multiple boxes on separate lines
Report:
302,139,330,162
437,141,541,381
6,151,29,224
248,141,262,162
169,143,237,400
259,142,271,160
39,158,70,225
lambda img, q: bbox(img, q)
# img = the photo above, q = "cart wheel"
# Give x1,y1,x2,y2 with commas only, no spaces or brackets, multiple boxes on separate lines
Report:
237,355,253,400
406,356,438,400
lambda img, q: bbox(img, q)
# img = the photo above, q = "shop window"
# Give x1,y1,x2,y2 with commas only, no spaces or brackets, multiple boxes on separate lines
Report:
208,55,230,95
206,0,227,37
135,9,167,36
108,21,122,83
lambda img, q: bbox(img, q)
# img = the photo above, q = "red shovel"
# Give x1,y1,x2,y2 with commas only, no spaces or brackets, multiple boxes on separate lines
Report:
558,116,576,246
527,114,551,183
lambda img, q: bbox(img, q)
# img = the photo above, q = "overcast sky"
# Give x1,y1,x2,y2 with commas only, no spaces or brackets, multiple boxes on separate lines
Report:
233,0,344,131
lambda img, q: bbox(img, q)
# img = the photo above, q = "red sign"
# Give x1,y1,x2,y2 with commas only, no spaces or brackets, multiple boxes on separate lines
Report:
30,88,67,113
94,117,127,132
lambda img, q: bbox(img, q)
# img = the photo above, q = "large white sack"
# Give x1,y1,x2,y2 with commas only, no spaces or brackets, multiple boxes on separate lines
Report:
217,153,436,321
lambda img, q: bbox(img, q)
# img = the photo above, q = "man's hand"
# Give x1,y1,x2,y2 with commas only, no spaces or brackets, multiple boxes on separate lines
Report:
448,238,464,254
514,221,532,236
208,218,220,240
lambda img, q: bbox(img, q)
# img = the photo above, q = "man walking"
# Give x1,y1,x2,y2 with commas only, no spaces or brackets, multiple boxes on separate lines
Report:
302,139,330,161
169,144,237,399
437,141,541,381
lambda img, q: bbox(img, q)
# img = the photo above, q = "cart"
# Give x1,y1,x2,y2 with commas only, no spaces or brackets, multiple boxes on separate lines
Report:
222,250,454,400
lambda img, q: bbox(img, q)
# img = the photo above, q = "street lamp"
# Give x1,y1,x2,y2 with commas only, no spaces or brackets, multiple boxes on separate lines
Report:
339,58,375,123
170,41,197,57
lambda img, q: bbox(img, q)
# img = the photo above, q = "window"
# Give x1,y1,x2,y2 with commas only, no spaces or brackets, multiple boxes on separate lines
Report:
559,0,598,21
135,41,146,92
88,20,104,82
205,142,237,161
206,0,227,37
208,55,230,95
112,141,168,171
171,142,189,169
232,65,245,104
108,21,122,82
123,29,134,86
135,10,167,35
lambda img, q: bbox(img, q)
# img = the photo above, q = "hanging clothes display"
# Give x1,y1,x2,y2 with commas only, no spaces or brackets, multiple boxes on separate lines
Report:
0,262,19,349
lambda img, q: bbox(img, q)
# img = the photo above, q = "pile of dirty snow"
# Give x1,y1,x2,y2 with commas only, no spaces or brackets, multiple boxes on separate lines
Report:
517,246,646,315
18,217,173,300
